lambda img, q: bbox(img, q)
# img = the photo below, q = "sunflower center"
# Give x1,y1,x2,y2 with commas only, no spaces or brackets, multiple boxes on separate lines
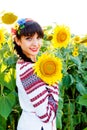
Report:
40,61,56,76
57,31,67,43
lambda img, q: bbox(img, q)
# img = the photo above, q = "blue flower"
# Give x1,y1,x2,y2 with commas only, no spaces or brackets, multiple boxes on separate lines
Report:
17,18,26,26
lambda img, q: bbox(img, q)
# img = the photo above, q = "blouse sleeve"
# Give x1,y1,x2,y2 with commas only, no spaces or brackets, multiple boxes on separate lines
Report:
19,62,59,123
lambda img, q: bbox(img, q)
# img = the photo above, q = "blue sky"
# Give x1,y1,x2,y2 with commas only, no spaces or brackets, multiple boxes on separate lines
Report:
0,0,87,35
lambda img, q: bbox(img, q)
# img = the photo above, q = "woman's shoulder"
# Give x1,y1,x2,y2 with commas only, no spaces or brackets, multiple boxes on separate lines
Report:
16,59,34,70
17,59,33,64
17,59,24,64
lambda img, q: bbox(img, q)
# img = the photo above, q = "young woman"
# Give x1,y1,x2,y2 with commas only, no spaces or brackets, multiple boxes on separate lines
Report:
12,18,59,130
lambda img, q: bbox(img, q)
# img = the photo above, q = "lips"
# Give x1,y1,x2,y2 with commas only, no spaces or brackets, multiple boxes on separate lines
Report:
30,48,38,52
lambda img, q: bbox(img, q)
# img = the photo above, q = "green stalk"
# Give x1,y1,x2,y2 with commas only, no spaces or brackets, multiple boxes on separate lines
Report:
0,85,4,96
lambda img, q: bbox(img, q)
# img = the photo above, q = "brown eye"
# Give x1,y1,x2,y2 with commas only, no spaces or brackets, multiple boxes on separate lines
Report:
37,37,41,40
26,37,32,41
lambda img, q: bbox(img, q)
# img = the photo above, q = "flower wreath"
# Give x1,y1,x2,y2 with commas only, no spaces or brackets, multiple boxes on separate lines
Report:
11,18,33,36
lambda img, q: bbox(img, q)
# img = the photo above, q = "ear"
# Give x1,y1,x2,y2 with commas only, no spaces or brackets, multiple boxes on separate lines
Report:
14,37,21,46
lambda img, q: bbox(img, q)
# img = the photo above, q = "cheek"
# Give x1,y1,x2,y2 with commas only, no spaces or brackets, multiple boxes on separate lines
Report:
38,44,42,50
39,42,43,48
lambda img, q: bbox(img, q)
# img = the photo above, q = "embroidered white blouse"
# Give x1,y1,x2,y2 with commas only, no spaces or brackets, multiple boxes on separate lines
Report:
16,61,59,130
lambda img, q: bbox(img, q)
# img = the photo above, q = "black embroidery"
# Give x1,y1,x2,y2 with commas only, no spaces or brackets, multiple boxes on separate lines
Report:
48,94,58,113
41,126,44,130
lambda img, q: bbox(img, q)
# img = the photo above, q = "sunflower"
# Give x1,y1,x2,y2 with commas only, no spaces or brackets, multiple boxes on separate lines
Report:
72,35,81,44
72,50,79,57
74,47,78,51
52,25,71,48
33,53,63,85
0,28,5,44
1,12,18,24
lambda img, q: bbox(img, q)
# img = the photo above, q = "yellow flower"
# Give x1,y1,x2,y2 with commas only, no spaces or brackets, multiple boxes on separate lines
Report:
52,25,71,48
74,47,78,51
0,63,7,72
33,53,63,85
0,28,5,44
13,23,19,30
1,12,18,24
84,42,87,47
73,35,81,44
72,50,79,57
47,44,54,51
47,34,53,40
4,68,15,83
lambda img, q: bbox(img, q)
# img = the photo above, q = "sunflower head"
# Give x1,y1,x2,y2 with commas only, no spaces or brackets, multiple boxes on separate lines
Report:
1,12,18,24
73,35,81,44
72,50,79,57
52,25,71,48
33,53,63,85
0,28,6,44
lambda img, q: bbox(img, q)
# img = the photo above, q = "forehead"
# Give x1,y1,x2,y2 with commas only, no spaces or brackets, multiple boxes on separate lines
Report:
21,33,39,38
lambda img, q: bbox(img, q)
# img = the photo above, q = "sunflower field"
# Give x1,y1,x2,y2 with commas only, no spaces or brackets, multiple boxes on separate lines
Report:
0,12,87,130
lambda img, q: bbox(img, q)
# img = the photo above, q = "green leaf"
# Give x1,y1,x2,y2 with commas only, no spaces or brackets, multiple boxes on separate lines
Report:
4,54,17,67
58,97,63,110
76,82,87,95
70,56,81,68
62,74,74,89
56,110,63,129
0,69,16,90
4,71,16,90
0,92,17,119
78,94,87,106
0,115,6,130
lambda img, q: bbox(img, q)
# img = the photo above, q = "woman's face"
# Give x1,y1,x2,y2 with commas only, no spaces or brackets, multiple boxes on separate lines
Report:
17,33,42,61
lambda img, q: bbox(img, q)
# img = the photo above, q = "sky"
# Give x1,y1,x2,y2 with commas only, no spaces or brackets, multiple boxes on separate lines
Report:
0,0,87,35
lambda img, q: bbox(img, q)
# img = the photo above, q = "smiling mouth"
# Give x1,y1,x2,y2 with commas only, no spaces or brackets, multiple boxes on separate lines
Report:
30,48,38,52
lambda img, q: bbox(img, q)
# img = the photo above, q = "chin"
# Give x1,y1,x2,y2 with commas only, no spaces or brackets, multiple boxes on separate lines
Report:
31,52,39,56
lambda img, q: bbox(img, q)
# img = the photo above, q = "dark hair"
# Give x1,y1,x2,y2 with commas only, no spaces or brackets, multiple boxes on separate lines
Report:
14,20,44,62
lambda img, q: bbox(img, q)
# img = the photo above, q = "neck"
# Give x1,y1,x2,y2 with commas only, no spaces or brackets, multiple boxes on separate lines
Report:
30,56,36,62
20,53,36,63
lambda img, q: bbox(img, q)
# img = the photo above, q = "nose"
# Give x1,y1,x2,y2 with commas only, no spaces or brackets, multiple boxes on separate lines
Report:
32,38,39,45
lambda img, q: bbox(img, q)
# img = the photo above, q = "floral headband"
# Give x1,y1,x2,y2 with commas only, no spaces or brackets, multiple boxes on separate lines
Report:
11,18,33,36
